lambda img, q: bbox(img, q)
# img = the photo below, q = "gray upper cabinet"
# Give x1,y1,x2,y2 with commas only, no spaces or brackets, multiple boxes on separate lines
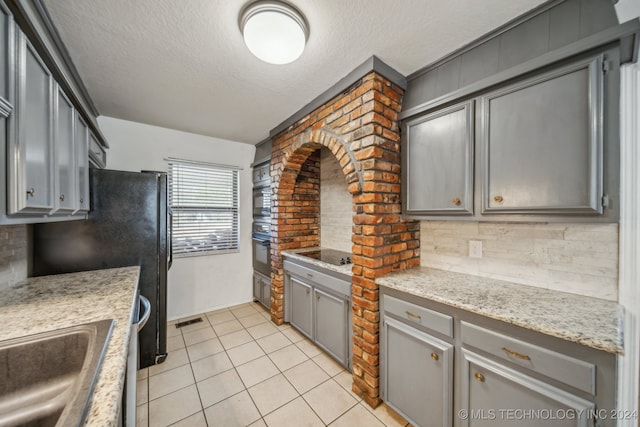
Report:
53,83,76,215
481,54,604,215
9,30,54,214
403,101,474,215
74,112,89,212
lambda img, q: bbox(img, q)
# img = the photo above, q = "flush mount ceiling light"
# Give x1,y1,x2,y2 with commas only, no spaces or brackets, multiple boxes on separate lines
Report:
239,1,309,65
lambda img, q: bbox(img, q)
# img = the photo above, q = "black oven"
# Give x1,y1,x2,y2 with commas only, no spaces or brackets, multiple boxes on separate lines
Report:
252,220,271,276
253,186,271,217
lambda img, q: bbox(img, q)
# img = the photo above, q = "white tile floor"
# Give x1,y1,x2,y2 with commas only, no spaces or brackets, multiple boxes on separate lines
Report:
136,302,410,427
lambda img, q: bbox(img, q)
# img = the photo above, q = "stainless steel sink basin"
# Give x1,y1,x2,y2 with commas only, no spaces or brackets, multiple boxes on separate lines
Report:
0,319,114,427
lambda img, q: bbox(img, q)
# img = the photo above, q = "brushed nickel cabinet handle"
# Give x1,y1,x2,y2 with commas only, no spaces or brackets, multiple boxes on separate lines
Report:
502,347,531,360
475,372,485,382
494,195,504,203
59,194,65,202
27,188,35,197
431,352,439,361
80,198,84,204
405,311,421,320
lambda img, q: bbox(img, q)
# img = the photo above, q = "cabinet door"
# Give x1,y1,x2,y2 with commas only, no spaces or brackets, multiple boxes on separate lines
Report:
314,287,348,367
253,273,262,302
53,84,76,214
481,55,603,214
461,350,594,427
404,101,474,215
289,276,313,339
382,317,453,427
74,112,89,212
261,277,271,309
9,31,54,214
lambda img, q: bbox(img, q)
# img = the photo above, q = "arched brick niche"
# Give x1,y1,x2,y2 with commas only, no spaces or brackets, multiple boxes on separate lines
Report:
270,72,420,406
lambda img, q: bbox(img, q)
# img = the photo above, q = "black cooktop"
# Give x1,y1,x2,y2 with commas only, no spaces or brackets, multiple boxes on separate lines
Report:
299,249,352,266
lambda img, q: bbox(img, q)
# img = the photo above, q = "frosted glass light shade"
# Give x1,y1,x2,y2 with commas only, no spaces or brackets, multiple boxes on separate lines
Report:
239,1,308,65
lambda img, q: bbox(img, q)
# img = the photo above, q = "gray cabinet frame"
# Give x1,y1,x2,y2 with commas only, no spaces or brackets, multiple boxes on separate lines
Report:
379,286,617,427
480,54,604,215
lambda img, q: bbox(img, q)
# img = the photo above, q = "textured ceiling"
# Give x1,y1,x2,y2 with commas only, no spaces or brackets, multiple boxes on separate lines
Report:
42,0,547,144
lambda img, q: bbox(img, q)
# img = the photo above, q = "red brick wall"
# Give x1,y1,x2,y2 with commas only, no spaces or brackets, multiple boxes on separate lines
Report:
270,72,420,407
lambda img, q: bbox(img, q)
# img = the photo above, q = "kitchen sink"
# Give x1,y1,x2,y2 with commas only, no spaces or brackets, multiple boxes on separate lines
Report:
0,319,114,427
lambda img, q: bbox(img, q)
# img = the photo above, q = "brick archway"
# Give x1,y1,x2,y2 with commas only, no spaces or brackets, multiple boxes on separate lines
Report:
269,72,420,406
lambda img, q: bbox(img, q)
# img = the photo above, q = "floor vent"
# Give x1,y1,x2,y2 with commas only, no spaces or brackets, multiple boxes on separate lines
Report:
175,317,203,328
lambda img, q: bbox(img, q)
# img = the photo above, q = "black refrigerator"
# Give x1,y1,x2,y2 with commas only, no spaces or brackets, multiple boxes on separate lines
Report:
32,169,171,369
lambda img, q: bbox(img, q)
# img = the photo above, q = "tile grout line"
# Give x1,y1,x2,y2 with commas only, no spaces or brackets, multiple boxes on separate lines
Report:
144,304,406,427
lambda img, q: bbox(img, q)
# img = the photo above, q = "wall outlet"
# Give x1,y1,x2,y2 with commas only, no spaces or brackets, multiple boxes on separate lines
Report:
469,240,483,258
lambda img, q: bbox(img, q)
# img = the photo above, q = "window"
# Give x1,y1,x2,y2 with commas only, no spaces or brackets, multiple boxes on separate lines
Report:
168,160,239,256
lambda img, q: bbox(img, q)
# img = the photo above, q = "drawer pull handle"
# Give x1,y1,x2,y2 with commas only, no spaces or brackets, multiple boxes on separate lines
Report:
494,195,504,203
475,372,485,382
452,197,461,205
430,353,439,361
502,347,531,361
405,311,421,320
27,188,35,197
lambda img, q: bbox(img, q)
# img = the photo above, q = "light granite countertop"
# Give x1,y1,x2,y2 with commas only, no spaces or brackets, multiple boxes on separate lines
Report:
0,266,140,426
377,266,624,355
282,247,353,276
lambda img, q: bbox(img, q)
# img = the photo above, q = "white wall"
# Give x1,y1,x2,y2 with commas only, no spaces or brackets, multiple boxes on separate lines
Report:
98,116,256,320
421,221,619,301
320,148,352,252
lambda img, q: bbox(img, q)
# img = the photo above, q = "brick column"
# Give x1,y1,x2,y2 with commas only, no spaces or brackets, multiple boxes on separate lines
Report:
269,72,420,406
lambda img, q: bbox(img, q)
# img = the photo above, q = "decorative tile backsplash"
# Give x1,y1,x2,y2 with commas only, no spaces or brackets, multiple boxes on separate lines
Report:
420,221,619,301
0,225,28,290
320,148,352,253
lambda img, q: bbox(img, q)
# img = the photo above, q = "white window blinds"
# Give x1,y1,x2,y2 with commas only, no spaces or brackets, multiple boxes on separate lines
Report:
168,160,239,256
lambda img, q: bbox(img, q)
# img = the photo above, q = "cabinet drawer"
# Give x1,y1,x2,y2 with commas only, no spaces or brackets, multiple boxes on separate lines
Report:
461,322,596,394
383,295,453,338
284,260,350,297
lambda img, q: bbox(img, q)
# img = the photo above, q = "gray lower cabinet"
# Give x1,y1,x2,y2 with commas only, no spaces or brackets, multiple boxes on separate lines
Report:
382,316,454,427
284,258,352,369
462,350,594,427
380,289,616,427
314,287,348,365
289,275,313,339
253,271,271,310
403,101,474,215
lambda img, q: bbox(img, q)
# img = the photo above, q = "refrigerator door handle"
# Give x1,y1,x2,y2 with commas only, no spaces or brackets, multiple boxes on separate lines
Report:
137,295,152,332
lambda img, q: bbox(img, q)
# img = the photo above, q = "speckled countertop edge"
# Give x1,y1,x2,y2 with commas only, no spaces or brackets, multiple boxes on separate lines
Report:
281,247,353,276
0,266,140,426
377,266,623,355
